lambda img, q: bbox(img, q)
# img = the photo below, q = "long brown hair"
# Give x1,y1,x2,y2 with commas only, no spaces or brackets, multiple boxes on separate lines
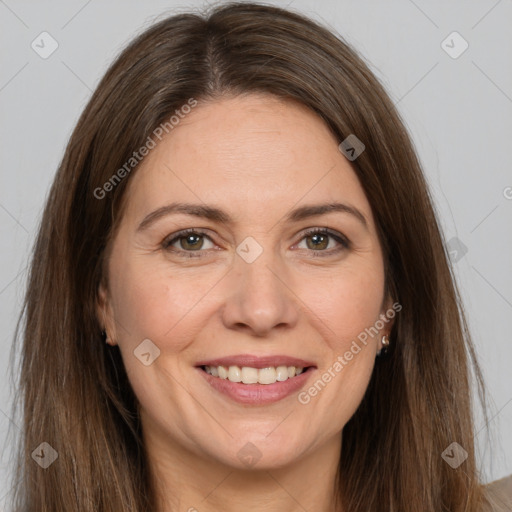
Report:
8,2,491,510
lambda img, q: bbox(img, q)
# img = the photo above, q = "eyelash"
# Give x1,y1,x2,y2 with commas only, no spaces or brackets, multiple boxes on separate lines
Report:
161,227,350,259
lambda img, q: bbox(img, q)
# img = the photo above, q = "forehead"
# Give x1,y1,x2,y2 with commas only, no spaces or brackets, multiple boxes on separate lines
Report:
122,94,372,224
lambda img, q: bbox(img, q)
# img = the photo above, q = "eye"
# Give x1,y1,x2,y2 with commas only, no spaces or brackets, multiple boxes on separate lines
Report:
295,228,350,256
162,227,350,259
162,229,215,258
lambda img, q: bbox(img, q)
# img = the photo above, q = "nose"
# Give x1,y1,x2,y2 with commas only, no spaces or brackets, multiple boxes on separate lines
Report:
220,249,300,337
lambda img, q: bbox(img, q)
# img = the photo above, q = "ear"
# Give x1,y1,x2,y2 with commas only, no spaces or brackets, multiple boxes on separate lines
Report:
380,295,396,334
96,279,118,346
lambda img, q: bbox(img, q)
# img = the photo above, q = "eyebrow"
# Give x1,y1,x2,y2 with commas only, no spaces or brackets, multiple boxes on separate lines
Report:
136,201,368,232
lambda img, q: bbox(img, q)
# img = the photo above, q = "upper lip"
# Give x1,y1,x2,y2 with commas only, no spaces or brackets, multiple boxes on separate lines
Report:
196,354,317,369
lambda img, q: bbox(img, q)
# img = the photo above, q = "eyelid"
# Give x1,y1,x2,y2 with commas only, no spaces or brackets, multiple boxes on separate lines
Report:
293,227,350,254
161,228,216,252
161,227,350,258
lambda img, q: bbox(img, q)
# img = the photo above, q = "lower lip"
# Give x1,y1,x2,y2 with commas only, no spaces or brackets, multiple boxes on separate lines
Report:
197,367,315,405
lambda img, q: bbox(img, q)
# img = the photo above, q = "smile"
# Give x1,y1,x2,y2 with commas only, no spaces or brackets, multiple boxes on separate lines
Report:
195,355,317,405
201,365,307,384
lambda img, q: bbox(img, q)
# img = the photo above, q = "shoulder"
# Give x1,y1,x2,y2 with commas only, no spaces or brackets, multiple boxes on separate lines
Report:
481,474,512,511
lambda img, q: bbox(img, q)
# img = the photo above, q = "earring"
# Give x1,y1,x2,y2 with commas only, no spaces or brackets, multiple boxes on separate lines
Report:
102,330,113,346
377,334,390,357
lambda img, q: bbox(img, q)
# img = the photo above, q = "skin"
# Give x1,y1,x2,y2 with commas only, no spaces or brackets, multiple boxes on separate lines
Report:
98,93,394,512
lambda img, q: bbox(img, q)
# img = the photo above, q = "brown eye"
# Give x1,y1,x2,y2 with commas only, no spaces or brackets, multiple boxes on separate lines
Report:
305,232,329,250
162,229,215,257
296,228,349,255
176,233,204,251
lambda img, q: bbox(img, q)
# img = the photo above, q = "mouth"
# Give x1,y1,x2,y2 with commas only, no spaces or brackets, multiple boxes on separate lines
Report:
195,355,317,405
199,364,314,384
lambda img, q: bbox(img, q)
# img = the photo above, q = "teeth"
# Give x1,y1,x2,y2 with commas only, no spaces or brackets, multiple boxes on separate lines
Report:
258,367,276,385
241,366,258,384
203,365,307,384
228,366,242,382
276,366,289,381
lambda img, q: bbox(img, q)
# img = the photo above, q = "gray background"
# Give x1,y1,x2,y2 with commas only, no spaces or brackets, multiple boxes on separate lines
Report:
1,0,511,506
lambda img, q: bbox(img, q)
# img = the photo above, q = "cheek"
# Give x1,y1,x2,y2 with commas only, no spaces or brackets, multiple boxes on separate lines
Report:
109,250,385,351
304,260,386,350
108,253,223,352
296,259,385,422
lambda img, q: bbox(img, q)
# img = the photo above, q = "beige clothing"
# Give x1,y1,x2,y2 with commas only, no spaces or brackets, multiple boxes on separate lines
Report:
482,474,512,511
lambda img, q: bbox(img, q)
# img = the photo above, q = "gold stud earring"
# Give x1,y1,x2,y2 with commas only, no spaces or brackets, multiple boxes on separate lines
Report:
377,334,390,357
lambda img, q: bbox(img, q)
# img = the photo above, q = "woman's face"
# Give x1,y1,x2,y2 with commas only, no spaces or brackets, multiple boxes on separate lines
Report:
99,93,393,470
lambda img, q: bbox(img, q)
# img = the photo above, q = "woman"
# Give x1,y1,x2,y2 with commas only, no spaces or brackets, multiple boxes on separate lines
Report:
7,2,511,511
